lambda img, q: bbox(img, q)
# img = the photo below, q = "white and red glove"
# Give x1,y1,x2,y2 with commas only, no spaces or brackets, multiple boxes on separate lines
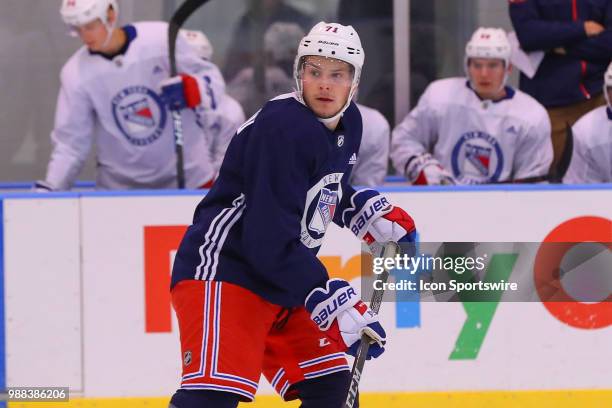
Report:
160,74,202,110
305,279,386,359
342,190,417,251
405,153,456,185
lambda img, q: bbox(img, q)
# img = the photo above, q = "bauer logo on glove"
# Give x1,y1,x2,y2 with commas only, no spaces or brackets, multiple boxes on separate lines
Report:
305,279,387,360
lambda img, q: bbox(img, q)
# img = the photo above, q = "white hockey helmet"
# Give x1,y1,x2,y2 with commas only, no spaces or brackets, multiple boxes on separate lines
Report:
181,29,213,60
465,27,511,66
465,27,512,94
604,61,612,110
60,0,118,27
293,21,364,124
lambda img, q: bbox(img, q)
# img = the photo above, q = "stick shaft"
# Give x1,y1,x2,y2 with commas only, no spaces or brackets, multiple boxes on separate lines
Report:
168,0,209,188
344,242,399,408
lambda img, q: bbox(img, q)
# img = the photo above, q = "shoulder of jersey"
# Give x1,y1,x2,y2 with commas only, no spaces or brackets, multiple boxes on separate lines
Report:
257,93,315,129
61,46,90,81
130,21,169,43
422,77,468,103
573,105,609,144
219,95,246,123
356,103,388,126
506,88,549,121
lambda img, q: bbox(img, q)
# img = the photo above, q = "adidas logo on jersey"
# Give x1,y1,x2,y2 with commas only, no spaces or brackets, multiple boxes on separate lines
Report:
348,153,357,165
152,65,164,75
506,125,518,134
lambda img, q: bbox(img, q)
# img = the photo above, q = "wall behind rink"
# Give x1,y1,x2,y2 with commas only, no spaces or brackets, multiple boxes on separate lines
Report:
0,186,611,403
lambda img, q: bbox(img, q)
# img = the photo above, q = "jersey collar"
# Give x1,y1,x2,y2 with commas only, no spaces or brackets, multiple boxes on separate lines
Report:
465,80,515,103
89,24,137,60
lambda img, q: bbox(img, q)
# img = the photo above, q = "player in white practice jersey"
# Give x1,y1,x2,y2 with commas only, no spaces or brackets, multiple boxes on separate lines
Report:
36,0,225,191
181,29,246,176
350,103,390,187
563,61,612,183
391,27,553,185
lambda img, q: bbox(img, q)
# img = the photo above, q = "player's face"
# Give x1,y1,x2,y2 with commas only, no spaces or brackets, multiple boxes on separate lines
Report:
300,56,354,119
71,18,108,51
468,58,508,99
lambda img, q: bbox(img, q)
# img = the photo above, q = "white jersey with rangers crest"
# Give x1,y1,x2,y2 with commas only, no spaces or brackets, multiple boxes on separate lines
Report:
45,21,225,190
563,106,612,183
391,77,553,184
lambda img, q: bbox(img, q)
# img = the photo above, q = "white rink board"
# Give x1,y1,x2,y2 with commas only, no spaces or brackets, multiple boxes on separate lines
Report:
3,198,82,390
2,188,611,398
79,195,200,397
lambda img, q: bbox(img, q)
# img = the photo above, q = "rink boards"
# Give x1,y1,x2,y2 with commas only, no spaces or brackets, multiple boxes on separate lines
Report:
0,185,611,407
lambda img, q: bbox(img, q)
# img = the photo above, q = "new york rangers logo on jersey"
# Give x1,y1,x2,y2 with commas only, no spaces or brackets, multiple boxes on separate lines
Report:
111,86,167,146
301,173,343,249
451,131,504,183
309,187,338,234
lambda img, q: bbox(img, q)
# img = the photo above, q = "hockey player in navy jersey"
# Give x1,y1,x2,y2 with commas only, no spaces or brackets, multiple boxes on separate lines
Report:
169,22,417,408
36,0,225,191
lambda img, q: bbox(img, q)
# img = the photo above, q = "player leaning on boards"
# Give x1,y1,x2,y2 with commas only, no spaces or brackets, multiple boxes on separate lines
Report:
391,27,554,185
35,0,225,191
563,61,612,183
169,22,416,408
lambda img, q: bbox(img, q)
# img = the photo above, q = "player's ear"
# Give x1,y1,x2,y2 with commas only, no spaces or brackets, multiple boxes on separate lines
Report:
507,63,513,74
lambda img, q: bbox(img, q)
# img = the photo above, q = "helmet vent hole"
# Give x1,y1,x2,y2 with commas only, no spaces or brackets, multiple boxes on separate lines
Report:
318,48,323,52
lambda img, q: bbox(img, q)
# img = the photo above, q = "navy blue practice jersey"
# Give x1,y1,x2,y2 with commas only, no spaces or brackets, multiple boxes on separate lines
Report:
171,94,363,306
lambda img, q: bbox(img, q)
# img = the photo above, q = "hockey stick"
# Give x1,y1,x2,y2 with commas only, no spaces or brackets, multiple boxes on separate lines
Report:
344,241,400,408
168,0,210,188
498,123,574,184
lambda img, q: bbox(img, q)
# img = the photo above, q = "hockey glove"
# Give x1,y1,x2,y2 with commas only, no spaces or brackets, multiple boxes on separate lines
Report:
405,153,456,185
160,74,202,110
342,190,417,252
305,279,386,359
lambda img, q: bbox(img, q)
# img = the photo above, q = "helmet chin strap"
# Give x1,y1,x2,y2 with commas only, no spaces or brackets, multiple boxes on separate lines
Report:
100,18,116,49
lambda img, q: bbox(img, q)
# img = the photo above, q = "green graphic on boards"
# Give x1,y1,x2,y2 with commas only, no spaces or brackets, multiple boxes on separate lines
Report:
449,253,518,360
